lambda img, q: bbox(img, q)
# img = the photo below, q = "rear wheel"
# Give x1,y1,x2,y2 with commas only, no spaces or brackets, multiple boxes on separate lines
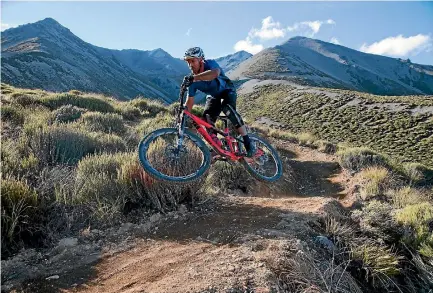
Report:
138,128,211,183
240,134,283,182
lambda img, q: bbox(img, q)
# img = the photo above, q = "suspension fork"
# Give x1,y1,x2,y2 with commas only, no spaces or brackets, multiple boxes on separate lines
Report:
175,84,189,152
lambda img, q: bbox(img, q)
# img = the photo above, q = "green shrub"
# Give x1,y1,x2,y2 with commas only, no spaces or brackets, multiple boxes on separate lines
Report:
53,105,86,123
359,167,390,200
350,240,402,282
27,125,97,165
268,129,299,143
1,105,25,125
10,92,39,106
298,132,316,147
136,113,172,135
131,98,167,117
80,112,126,135
204,161,253,193
40,93,115,113
117,103,142,121
352,200,401,242
387,186,426,209
337,147,390,172
74,153,132,204
92,132,127,153
314,140,337,154
1,179,39,250
403,163,433,186
395,202,433,255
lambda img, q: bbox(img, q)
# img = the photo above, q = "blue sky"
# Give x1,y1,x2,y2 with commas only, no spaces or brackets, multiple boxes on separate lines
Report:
2,1,433,65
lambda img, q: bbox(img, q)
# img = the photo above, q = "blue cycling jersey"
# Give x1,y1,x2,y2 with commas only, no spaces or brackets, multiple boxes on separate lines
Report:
188,59,234,97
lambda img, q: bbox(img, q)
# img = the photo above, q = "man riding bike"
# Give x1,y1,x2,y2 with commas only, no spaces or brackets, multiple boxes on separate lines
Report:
182,46,256,157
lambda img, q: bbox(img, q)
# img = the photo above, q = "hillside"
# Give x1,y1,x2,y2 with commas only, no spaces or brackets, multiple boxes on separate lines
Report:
237,79,433,168
229,36,433,96
1,18,189,103
214,50,252,72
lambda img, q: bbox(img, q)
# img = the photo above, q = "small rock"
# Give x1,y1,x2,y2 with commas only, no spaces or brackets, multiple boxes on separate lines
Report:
315,236,335,251
149,213,161,223
46,275,59,280
58,237,78,248
178,205,188,214
118,223,134,234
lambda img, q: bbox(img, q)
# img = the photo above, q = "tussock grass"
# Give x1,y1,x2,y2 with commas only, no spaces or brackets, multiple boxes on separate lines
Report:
40,92,116,113
136,113,173,135
79,112,126,135
314,140,337,154
53,105,85,123
1,104,25,125
204,161,253,194
131,97,167,117
402,163,433,186
298,132,317,147
1,178,39,255
395,202,433,257
116,103,142,121
350,240,402,284
25,124,97,165
337,147,390,172
358,167,390,200
268,129,299,143
387,186,427,209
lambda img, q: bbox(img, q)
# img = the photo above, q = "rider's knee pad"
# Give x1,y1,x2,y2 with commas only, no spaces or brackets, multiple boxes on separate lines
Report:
221,104,244,128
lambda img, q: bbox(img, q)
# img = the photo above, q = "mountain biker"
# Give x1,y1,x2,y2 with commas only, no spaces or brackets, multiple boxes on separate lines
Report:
182,47,256,157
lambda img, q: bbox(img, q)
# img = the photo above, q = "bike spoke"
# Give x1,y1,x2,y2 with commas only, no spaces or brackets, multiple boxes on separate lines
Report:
244,140,279,179
145,133,205,179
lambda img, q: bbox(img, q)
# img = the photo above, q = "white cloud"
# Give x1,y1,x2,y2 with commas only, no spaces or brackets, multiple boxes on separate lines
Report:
234,37,264,55
1,23,17,31
186,28,192,36
287,19,336,37
248,16,285,40
301,21,322,35
360,34,431,57
330,37,340,45
233,17,336,55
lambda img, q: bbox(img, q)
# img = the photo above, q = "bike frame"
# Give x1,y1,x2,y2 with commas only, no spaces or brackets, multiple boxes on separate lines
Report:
176,83,260,161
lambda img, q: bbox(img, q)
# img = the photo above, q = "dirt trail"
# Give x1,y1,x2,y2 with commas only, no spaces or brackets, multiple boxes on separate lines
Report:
5,141,351,293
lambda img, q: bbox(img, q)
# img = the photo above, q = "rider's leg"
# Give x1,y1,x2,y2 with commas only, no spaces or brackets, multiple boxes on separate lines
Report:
220,90,256,157
202,95,222,147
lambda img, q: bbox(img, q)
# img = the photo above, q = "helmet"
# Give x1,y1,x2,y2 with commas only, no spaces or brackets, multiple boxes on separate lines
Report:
184,47,205,60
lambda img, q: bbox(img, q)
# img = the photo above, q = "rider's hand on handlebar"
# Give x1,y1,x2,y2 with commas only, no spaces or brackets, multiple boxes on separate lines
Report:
183,74,194,87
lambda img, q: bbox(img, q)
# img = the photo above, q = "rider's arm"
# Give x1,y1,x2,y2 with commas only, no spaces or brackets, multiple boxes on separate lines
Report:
194,68,220,81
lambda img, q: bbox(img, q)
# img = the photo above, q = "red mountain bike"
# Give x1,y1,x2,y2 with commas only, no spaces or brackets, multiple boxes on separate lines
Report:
138,82,283,183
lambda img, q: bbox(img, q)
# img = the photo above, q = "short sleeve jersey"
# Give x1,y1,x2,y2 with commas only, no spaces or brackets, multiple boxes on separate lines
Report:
187,59,234,97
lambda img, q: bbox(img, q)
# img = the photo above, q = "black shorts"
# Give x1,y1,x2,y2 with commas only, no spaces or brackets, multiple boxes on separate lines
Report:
203,89,237,122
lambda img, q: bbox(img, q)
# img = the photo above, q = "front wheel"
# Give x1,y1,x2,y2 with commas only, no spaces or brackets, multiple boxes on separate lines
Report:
240,134,283,182
138,128,211,183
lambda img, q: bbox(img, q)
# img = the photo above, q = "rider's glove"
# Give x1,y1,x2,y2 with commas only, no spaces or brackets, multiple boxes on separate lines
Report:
183,74,194,87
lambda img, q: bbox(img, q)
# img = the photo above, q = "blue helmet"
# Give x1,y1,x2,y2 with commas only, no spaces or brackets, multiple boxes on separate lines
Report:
184,47,205,60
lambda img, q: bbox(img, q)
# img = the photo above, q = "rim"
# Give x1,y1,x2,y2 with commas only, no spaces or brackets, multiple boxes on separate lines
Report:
243,139,280,180
143,131,207,180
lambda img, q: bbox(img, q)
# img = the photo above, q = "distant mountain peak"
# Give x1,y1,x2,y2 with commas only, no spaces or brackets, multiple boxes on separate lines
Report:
148,48,170,58
214,51,253,72
38,17,61,25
